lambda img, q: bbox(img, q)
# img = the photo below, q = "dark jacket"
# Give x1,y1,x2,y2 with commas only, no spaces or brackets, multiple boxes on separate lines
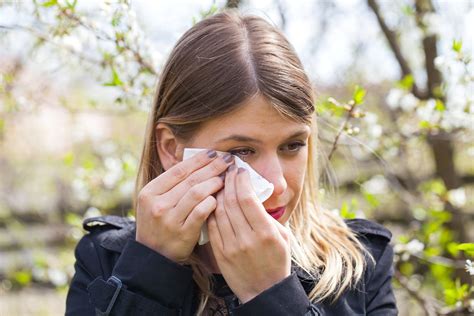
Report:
65,215,398,315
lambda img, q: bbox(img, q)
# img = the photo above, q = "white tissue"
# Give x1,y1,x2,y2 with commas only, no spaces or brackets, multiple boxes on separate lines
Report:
182,147,274,245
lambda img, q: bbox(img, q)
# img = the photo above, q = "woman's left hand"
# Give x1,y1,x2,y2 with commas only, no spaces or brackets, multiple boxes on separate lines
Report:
207,165,292,304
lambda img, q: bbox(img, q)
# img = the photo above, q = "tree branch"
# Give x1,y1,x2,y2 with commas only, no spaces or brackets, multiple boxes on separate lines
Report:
367,0,426,99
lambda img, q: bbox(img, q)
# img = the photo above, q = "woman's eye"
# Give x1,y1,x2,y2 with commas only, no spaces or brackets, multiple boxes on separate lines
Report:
228,142,306,157
283,142,306,152
229,148,254,157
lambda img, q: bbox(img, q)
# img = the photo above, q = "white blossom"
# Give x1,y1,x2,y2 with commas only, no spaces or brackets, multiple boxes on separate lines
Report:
120,180,134,197
386,88,404,109
84,206,102,219
364,112,378,125
448,188,467,208
368,124,383,138
72,178,90,201
103,157,124,189
422,12,443,37
61,35,83,53
467,147,474,157
400,93,419,112
47,268,68,287
405,239,425,255
434,55,445,69
362,175,389,195
416,99,440,122
466,260,474,276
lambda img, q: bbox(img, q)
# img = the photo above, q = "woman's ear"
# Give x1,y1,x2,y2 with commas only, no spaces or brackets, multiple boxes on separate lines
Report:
155,123,183,171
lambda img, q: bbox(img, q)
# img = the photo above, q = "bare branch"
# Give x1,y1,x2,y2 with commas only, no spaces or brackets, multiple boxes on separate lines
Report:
367,0,427,99
326,100,357,161
226,0,241,9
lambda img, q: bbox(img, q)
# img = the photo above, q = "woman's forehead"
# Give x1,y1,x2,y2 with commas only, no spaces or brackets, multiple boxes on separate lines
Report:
194,96,311,144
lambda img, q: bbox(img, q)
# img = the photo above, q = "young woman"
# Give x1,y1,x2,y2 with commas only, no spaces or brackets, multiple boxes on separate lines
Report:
66,9,397,316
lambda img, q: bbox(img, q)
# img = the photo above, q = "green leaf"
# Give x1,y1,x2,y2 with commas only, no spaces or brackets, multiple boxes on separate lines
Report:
398,235,410,244
82,157,96,171
457,243,474,256
397,74,414,91
103,67,123,87
63,151,74,167
420,179,446,196
318,98,345,117
444,279,469,306
402,5,415,16
363,191,380,208
452,39,462,53
65,212,82,228
13,270,32,286
435,99,445,112
353,85,366,105
66,0,77,9
340,201,356,219
428,209,451,223
447,242,459,257
419,120,432,129
399,262,414,276
200,4,219,18
41,0,57,7
424,246,441,257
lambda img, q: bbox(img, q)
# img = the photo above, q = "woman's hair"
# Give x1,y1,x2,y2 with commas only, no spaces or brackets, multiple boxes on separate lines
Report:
134,9,371,313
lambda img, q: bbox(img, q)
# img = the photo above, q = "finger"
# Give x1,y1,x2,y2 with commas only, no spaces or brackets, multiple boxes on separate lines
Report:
161,152,233,205
214,189,236,247
182,195,217,233
272,219,291,243
207,213,224,256
171,176,224,224
235,167,272,231
224,164,252,237
144,149,218,195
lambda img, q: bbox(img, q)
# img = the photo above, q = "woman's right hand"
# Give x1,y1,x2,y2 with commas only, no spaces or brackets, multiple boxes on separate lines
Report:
135,149,234,264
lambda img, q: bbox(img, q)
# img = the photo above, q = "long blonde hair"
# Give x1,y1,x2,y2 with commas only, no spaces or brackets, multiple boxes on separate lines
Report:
134,9,370,314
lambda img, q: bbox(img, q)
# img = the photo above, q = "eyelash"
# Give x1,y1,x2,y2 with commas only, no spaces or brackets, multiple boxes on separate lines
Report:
228,142,307,158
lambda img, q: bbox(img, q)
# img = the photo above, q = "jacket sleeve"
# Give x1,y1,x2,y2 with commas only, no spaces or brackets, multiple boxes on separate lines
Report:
65,231,195,315
229,272,324,316
365,240,398,315
229,220,398,316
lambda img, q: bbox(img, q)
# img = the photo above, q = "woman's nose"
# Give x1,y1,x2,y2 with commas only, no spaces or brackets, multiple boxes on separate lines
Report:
257,156,287,196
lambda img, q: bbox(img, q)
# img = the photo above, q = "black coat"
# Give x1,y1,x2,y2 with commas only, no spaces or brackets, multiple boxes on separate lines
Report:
65,215,398,315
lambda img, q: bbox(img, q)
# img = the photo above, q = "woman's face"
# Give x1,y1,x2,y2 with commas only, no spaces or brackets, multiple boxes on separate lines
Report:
181,94,311,224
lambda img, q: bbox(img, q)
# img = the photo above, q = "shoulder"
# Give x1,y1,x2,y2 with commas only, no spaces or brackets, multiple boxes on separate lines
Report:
344,218,392,242
76,215,136,255
344,218,393,265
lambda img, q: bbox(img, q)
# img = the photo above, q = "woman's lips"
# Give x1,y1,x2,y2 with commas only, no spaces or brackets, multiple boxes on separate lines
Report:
266,207,285,220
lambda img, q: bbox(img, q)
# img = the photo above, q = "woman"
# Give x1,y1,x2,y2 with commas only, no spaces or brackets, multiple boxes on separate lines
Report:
66,9,397,315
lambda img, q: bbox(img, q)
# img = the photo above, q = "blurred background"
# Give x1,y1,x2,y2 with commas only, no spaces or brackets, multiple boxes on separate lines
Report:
0,0,473,315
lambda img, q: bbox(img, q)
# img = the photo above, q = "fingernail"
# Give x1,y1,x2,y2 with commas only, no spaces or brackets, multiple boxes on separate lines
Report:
223,153,234,163
207,149,217,158
227,164,236,172
238,167,246,174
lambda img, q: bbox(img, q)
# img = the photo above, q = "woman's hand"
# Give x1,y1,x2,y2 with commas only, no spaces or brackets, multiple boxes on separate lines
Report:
135,149,234,264
207,165,292,304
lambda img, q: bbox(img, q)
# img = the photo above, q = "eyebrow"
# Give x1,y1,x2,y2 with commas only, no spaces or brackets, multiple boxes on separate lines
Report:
215,129,310,144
